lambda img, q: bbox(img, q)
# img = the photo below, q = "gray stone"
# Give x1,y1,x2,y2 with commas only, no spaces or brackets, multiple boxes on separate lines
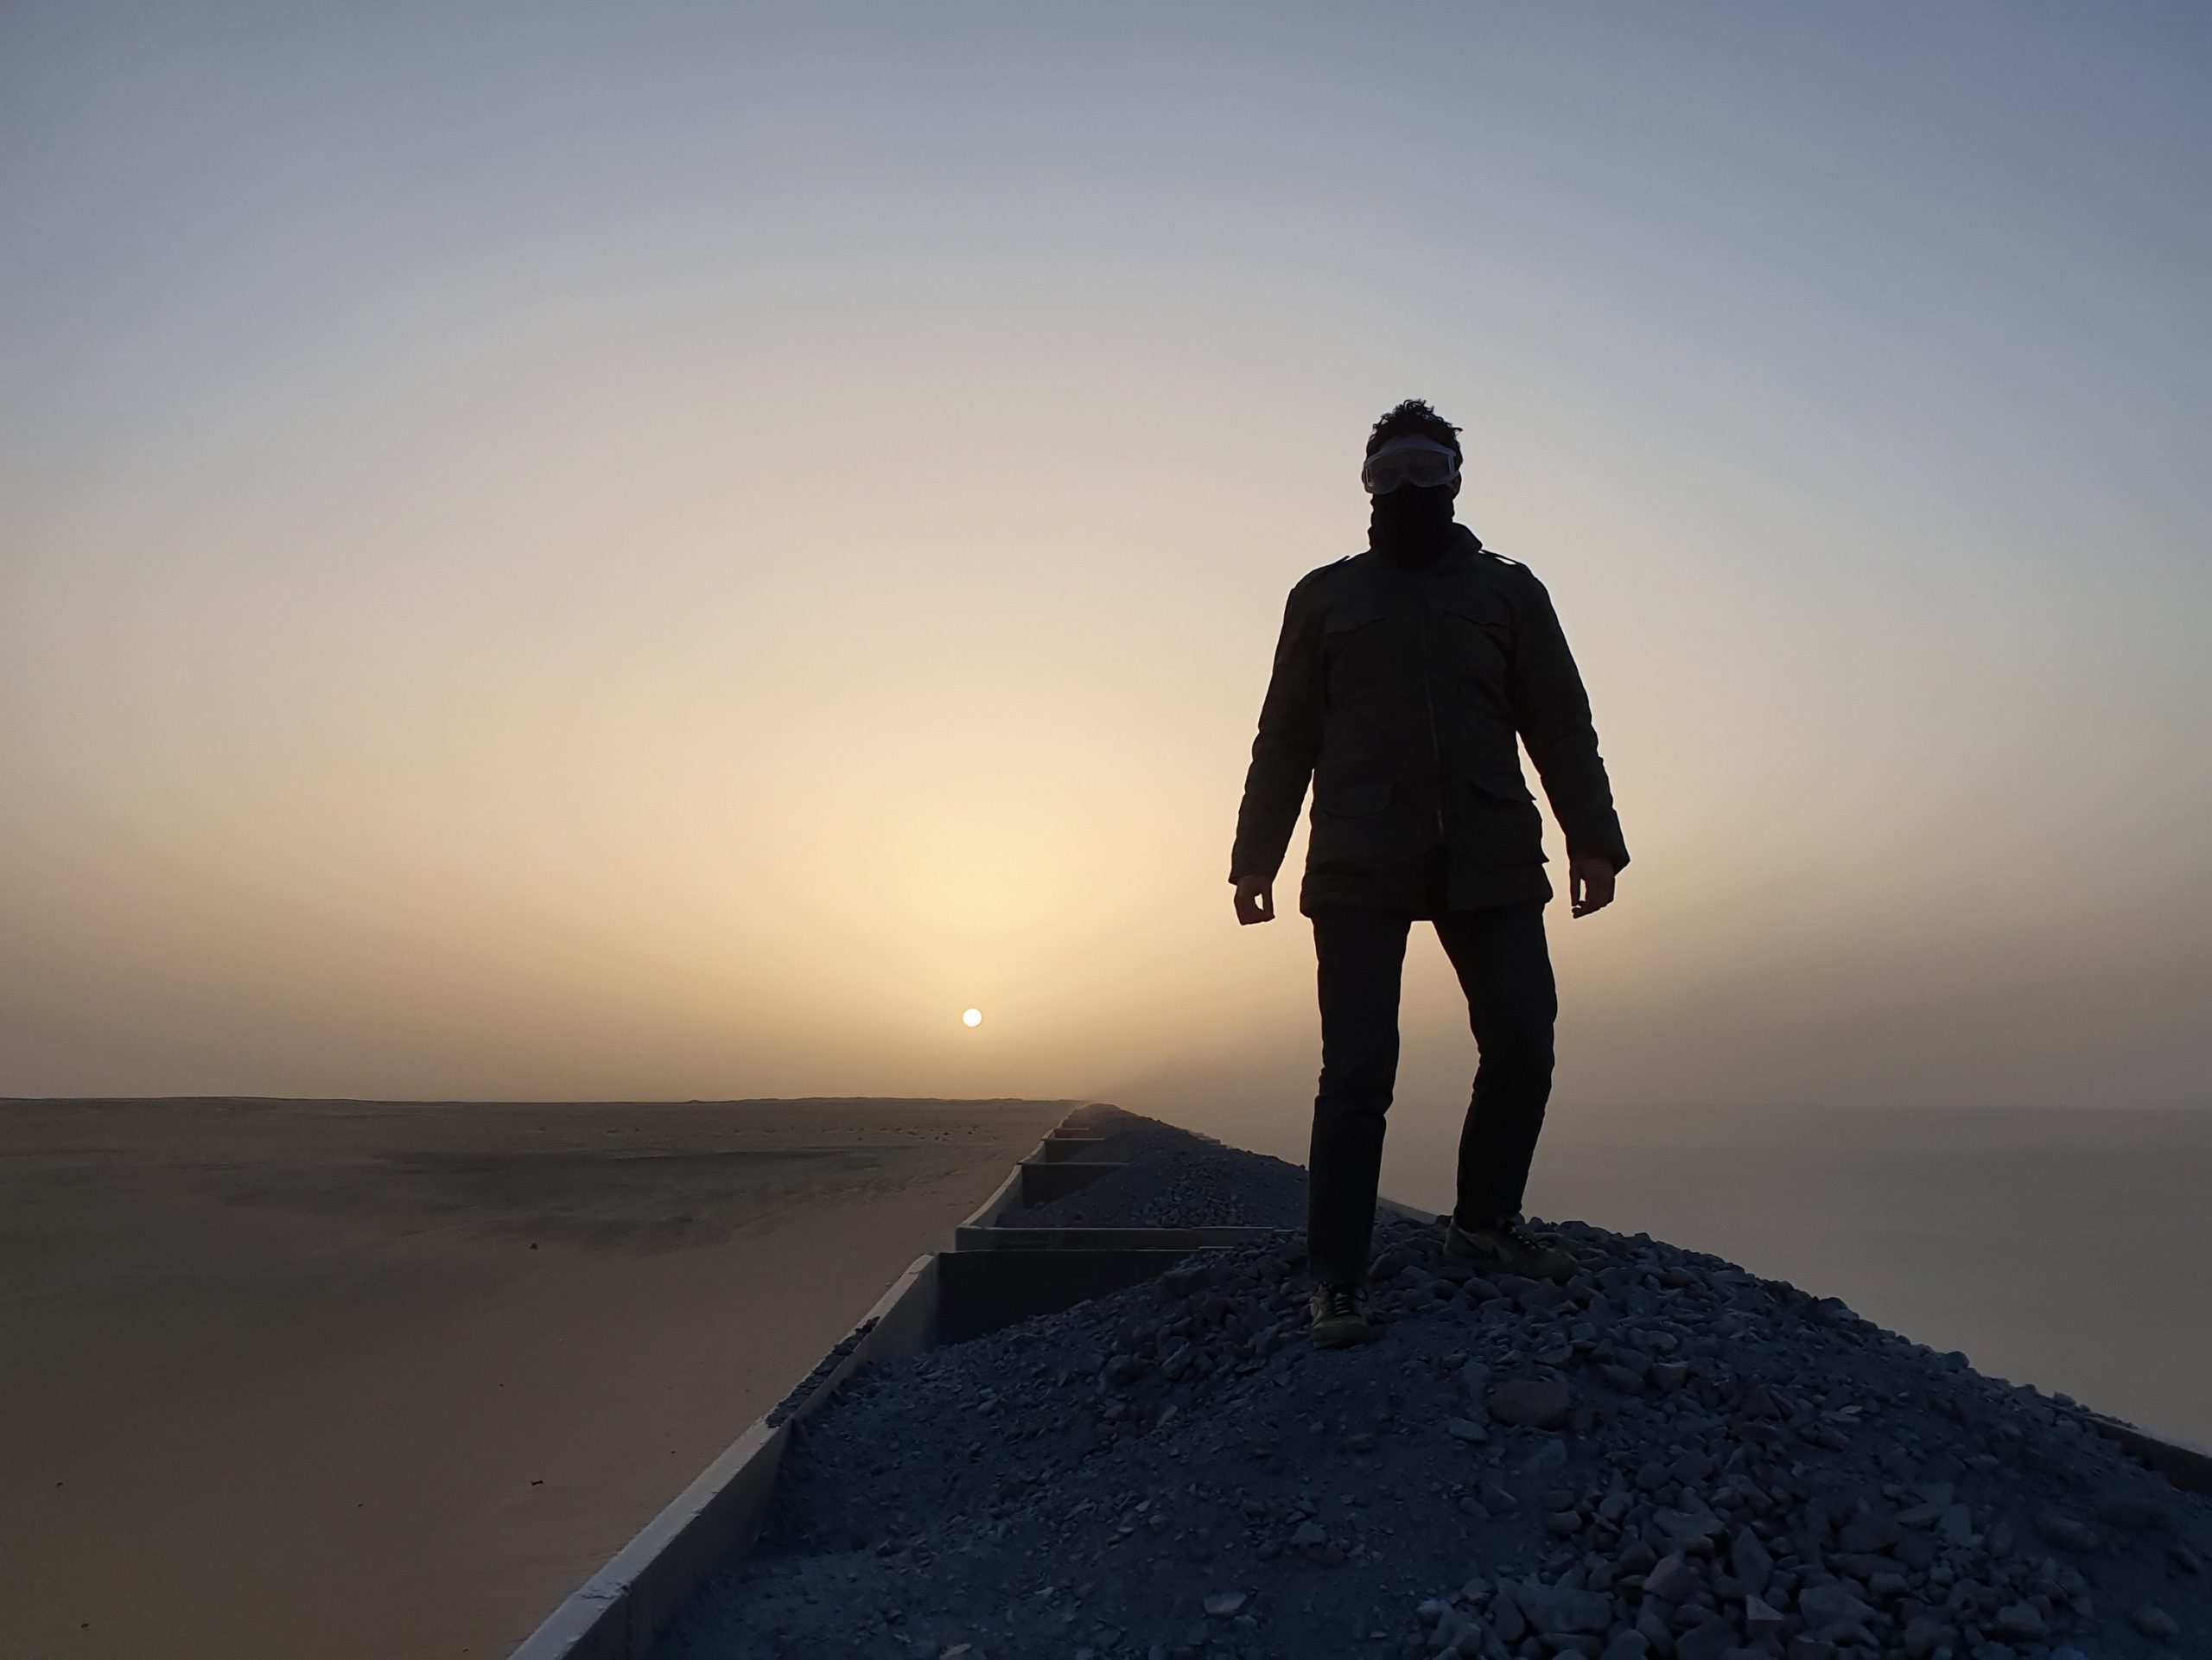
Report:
1669,1450,1716,1484
1516,1437,1568,1474
1511,1577,1612,1635
1446,1416,1488,1444
1742,1594,1785,1641
1643,1553,1698,1602
1489,1592,1526,1644
2094,1491,2171,1532
1431,1606,1471,1651
1674,1616,1738,1660
1202,1591,1246,1618
1991,1601,2045,1641
1486,1377,1573,1429
1837,1511,1899,1554
2033,1511,2098,1551
2130,1601,2179,1639
1655,1504,1726,1549
1162,1260,1210,1294
1796,1582,1875,1636
1729,1527,1773,1594
1598,1632,1649,1660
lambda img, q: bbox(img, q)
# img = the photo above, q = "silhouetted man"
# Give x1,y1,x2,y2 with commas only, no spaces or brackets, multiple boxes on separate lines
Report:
1230,399,1629,1347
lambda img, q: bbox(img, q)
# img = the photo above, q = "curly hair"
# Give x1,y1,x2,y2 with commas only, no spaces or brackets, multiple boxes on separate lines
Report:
1364,398,1462,458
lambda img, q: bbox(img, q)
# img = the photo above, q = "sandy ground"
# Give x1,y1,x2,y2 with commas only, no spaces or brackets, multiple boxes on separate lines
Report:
0,1096,1070,1660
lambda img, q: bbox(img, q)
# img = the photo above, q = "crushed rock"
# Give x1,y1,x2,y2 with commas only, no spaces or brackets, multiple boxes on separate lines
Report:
656,1135,2210,1660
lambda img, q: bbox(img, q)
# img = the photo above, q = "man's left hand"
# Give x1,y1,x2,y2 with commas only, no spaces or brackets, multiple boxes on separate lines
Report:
1569,855,1616,919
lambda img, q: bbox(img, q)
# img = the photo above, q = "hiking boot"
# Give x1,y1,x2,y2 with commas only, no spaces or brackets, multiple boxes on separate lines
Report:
1307,1282,1376,1348
1444,1213,1578,1282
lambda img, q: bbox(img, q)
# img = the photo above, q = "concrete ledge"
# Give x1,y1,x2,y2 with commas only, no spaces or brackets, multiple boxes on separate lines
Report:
507,1111,1442,1659
508,1242,1224,1658
508,1253,942,1660
1014,1158,1123,1207
957,1116,1126,1228
955,1161,1026,1230
956,1223,1294,1253
2088,1411,2212,1497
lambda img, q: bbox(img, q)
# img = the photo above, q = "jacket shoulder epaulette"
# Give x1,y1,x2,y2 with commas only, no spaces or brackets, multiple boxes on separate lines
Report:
1291,554,1357,594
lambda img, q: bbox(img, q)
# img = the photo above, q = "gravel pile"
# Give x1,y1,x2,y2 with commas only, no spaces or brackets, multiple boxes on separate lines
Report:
656,1211,2210,1660
1000,1116,1308,1231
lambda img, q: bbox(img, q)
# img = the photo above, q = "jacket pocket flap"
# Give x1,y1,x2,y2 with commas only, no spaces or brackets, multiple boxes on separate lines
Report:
1323,603,1388,636
1443,599,1515,639
1468,771,1535,805
1316,777,1393,816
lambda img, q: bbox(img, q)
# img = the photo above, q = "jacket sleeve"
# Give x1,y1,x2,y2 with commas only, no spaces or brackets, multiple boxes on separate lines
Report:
1506,569,1630,872
1229,576,1326,881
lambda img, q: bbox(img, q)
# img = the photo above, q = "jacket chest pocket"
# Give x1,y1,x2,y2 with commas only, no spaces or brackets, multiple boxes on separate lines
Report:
1438,598,1513,684
1321,605,1394,691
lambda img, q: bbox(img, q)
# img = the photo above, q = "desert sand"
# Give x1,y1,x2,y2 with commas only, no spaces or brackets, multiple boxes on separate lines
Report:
0,1095,1071,1660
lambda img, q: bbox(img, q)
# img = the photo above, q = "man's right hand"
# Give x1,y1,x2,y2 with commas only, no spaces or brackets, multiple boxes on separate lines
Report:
1232,874,1275,925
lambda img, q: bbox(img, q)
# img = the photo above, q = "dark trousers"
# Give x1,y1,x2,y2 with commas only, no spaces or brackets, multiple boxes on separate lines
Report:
1306,900,1558,1287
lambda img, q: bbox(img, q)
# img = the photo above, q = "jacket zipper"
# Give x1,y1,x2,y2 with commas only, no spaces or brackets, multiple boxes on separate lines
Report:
1414,598,1447,841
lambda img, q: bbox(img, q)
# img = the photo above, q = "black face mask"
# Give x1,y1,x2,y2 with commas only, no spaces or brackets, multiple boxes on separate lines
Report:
1368,481,1457,557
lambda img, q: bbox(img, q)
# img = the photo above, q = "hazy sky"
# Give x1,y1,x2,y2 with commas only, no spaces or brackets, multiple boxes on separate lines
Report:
5,3,2209,1133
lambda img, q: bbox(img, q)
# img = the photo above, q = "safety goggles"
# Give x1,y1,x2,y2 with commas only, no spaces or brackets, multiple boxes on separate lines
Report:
1361,436,1462,495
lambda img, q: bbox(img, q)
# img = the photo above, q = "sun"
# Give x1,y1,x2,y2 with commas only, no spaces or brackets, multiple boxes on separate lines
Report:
961,1007,982,1028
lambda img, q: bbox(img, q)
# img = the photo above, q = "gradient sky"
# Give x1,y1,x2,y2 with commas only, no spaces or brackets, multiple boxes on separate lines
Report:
5,3,2209,1134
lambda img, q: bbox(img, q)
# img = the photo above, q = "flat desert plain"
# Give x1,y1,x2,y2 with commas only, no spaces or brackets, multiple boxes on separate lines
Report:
0,1096,1071,1660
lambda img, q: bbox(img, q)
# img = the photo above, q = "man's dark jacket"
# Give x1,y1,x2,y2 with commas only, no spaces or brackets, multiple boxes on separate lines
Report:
1230,525,1629,916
